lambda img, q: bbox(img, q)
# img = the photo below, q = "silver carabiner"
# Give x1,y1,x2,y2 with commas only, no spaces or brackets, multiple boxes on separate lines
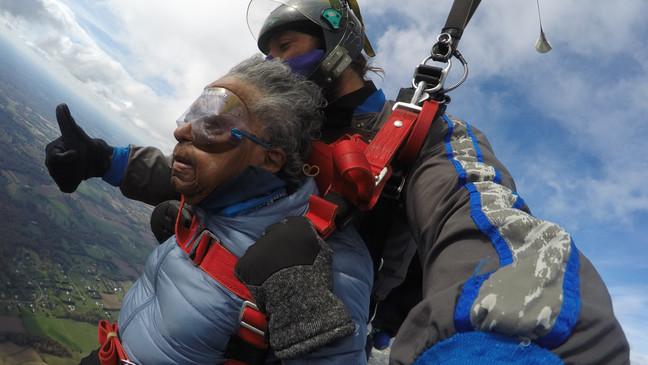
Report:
411,81,428,105
411,56,453,95
444,50,469,93
431,32,454,61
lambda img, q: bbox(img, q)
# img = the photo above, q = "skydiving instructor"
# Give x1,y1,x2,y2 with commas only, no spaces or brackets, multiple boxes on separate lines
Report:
44,0,630,364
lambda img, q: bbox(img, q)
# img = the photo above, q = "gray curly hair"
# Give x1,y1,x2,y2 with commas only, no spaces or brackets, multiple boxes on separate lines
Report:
225,55,325,190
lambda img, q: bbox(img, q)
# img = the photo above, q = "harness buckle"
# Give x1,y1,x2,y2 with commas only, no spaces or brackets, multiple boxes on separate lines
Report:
374,167,389,186
392,101,422,113
239,301,266,337
188,230,218,264
412,57,452,96
382,174,407,201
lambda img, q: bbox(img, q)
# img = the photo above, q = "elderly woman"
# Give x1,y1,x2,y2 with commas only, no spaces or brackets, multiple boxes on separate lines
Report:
78,56,372,365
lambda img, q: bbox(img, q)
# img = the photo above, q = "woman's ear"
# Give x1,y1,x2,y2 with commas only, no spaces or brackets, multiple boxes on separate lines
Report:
260,148,286,174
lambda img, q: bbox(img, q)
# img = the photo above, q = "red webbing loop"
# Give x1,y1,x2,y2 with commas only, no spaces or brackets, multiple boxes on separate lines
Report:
331,137,374,205
398,100,441,164
304,195,338,238
98,320,128,365
309,141,334,196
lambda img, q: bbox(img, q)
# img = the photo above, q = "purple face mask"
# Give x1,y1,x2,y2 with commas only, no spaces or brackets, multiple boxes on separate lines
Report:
266,49,325,77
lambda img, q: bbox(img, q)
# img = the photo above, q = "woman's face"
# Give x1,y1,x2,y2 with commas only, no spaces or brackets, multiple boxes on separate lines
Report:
267,30,321,60
171,77,275,205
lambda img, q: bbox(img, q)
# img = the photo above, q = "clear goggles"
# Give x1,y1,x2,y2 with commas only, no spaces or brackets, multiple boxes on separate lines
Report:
176,87,272,152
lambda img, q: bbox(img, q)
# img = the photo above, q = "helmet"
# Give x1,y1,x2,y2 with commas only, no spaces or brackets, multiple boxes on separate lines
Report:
247,0,375,83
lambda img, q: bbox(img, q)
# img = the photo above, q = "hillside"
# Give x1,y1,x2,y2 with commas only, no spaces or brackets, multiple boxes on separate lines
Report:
0,35,157,364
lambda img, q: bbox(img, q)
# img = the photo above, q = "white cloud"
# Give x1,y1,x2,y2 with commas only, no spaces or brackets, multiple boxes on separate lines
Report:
367,0,648,226
1,0,166,145
0,0,257,151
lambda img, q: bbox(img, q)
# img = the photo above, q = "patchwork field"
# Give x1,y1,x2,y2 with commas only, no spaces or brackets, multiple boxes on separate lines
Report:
21,315,97,355
0,317,25,334
0,342,46,365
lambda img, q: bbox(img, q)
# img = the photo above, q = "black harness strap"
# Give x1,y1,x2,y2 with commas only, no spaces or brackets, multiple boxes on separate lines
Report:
443,0,482,46
432,0,482,63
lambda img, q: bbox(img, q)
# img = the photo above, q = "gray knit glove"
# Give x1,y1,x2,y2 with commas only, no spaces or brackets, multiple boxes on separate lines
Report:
235,216,355,359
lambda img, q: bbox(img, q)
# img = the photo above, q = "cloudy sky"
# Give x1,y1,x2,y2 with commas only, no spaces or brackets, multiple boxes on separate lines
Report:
1,0,647,362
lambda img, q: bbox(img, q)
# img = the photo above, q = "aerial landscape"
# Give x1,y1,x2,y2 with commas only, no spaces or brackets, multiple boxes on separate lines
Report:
0,34,155,364
1,0,648,364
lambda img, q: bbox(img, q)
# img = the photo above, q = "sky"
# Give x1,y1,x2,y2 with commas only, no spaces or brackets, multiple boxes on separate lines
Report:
0,0,647,362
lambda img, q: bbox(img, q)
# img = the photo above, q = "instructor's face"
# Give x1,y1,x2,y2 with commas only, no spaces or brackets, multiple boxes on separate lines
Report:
267,30,321,60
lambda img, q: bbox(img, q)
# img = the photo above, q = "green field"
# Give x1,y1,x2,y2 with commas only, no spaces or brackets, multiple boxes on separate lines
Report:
22,314,97,355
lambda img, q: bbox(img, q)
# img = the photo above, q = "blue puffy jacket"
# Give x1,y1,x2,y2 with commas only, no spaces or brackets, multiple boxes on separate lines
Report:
117,179,373,364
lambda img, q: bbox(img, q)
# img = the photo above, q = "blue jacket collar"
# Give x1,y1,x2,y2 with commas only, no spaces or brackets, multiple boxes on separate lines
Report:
197,166,287,217
354,87,386,115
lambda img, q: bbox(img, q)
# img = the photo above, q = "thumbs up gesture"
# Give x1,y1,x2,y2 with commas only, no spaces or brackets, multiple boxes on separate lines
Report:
45,104,113,193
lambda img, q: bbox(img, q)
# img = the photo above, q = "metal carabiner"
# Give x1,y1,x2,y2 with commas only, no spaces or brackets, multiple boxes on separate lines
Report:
444,49,469,93
431,32,454,62
411,80,428,105
411,56,453,95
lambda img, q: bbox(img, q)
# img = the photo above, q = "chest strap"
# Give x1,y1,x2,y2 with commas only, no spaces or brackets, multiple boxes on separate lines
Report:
305,100,441,237
175,199,269,365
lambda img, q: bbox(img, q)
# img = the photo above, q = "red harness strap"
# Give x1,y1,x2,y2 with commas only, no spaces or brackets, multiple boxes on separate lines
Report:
305,100,441,235
398,101,440,164
304,195,339,238
174,198,269,363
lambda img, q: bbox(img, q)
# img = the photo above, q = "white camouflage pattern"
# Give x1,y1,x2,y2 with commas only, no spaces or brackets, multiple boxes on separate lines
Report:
448,117,573,339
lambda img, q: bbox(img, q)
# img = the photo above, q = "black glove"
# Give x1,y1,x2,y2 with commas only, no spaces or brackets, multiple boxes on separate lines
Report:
150,200,193,243
45,104,113,193
235,216,355,359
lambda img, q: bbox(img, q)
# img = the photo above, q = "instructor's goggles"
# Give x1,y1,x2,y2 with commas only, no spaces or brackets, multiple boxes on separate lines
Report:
176,87,272,152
